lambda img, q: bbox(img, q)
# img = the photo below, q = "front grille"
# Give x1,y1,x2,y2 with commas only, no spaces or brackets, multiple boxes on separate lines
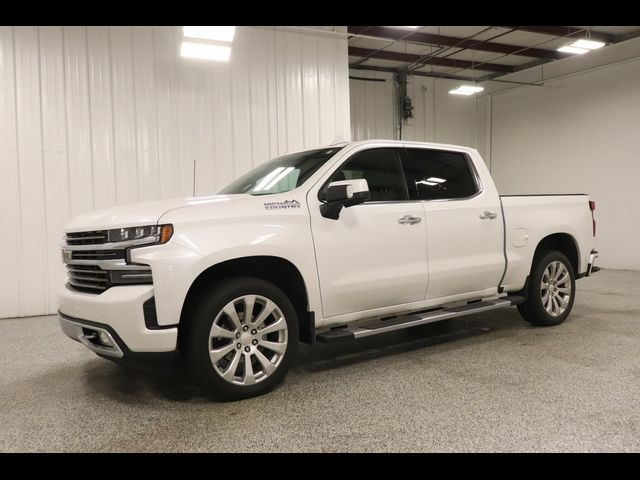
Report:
66,230,108,245
64,229,154,294
67,265,111,292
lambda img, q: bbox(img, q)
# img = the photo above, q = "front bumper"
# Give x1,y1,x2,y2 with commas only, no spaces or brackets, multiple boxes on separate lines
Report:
57,284,178,356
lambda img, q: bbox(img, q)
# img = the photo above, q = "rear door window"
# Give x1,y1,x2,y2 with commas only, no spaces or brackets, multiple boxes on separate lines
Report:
403,148,479,200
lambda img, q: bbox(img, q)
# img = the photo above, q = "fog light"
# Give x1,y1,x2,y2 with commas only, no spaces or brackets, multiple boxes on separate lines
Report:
98,331,114,347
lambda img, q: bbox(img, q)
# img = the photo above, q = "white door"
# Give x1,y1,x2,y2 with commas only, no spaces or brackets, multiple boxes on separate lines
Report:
402,147,504,299
308,147,428,318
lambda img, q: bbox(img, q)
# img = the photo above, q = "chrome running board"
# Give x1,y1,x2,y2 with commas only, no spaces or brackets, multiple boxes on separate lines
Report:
316,296,524,344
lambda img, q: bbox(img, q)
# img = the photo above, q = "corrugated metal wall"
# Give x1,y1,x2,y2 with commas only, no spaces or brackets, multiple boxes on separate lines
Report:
349,70,487,158
0,26,350,319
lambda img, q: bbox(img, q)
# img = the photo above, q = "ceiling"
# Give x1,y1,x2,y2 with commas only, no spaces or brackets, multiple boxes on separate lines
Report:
346,26,640,82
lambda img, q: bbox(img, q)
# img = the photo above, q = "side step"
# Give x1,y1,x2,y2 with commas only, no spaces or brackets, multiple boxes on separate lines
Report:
316,295,524,344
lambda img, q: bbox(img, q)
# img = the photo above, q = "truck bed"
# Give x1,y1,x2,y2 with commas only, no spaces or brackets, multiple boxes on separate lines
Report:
500,194,593,291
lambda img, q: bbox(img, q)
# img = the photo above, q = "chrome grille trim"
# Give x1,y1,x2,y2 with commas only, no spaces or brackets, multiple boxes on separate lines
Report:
65,258,149,271
66,230,108,245
63,236,160,251
71,250,124,260
67,265,111,292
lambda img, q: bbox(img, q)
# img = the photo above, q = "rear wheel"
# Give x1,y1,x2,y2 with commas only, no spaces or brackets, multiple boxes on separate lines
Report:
517,250,576,326
183,277,298,400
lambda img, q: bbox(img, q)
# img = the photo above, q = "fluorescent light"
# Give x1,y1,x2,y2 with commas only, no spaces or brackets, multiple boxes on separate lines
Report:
557,45,588,55
401,26,420,29
180,42,231,62
570,39,605,50
254,167,285,191
387,26,420,29
426,177,446,183
449,85,484,96
183,26,236,43
264,167,294,190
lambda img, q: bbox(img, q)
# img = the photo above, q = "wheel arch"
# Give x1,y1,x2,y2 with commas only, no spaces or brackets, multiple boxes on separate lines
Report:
532,232,580,274
178,255,313,347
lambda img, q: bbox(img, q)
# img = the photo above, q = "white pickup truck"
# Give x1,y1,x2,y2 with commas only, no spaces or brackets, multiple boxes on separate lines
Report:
58,140,599,400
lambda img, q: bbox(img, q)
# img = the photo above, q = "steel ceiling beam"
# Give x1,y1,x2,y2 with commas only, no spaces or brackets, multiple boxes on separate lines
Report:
349,64,484,82
500,26,614,44
348,46,515,73
348,26,564,59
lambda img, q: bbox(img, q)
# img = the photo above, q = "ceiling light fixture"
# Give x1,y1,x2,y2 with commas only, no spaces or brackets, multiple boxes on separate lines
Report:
180,42,232,62
557,45,588,55
570,39,605,50
449,85,484,96
558,39,605,56
183,26,236,43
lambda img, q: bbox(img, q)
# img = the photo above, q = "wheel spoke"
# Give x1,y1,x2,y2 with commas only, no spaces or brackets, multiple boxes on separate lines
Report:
555,294,568,307
221,350,242,380
541,291,549,305
252,300,277,327
210,342,235,363
557,287,571,294
223,303,243,331
243,354,256,385
243,295,256,323
554,264,565,281
548,263,556,281
211,324,237,339
551,296,560,315
544,294,553,313
557,273,570,285
258,316,286,336
254,349,276,375
260,340,286,355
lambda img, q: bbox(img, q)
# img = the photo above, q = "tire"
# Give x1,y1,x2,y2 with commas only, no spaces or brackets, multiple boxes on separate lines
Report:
183,277,299,401
517,250,576,327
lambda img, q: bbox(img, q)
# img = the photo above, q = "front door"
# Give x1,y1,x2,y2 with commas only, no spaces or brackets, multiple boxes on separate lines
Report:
309,147,429,318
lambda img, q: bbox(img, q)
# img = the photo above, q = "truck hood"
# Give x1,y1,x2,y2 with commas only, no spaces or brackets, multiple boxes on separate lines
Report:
64,194,248,232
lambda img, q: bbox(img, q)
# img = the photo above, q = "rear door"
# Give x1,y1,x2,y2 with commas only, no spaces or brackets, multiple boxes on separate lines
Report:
402,147,504,299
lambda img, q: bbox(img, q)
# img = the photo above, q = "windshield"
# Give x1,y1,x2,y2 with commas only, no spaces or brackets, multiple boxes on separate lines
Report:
218,147,344,195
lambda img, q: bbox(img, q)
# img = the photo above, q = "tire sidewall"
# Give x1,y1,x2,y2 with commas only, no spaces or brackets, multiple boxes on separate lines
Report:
528,251,576,326
185,277,299,400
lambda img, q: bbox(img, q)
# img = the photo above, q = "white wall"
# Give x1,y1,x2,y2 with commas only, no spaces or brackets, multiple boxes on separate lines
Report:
349,70,487,158
489,57,640,270
0,26,350,319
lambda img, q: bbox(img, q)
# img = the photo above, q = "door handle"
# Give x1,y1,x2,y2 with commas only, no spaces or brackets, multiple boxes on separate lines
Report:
398,215,422,225
479,211,498,220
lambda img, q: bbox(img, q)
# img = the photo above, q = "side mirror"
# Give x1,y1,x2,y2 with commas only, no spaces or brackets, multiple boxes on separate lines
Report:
320,179,370,220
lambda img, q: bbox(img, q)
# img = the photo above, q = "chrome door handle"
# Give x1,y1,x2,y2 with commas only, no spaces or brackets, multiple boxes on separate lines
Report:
479,211,497,220
398,215,422,225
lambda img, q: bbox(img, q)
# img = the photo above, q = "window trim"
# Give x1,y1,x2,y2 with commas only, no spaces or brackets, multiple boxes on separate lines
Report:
401,147,484,203
317,147,411,203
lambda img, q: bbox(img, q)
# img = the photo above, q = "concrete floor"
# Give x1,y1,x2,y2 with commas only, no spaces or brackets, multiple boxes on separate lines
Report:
0,269,639,452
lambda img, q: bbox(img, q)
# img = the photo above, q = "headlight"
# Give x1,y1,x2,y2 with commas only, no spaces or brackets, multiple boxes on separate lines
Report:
107,224,173,244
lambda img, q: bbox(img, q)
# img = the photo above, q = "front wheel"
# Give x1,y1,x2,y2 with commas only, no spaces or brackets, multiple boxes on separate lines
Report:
517,250,576,326
183,277,299,400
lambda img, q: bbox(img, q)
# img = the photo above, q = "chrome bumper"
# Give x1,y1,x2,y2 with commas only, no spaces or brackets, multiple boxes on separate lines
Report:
586,249,599,276
59,313,124,358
